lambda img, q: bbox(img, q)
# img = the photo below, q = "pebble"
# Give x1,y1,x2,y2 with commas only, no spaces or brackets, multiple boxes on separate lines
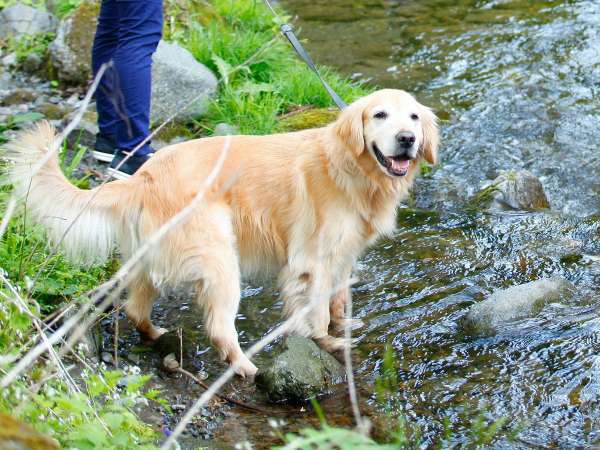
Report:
101,351,115,365
2,53,17,68
22,53,42,73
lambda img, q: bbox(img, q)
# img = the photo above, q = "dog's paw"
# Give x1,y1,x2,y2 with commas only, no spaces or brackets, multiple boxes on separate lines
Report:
147,326,169,341
331,318,365,333
314,335,354,353
231,356,258,379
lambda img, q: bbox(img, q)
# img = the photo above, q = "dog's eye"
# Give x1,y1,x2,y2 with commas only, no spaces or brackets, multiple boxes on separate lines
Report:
410,113,419,121
373,111,388,120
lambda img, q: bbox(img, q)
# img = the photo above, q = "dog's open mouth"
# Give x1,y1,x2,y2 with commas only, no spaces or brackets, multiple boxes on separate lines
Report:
372,143,411,177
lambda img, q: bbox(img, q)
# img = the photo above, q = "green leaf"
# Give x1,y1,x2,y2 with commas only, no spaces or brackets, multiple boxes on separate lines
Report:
212,54,233,85
11,112,45,125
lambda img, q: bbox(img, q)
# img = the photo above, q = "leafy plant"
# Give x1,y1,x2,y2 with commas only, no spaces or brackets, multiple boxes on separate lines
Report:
3,32,55,63
166,0,367,136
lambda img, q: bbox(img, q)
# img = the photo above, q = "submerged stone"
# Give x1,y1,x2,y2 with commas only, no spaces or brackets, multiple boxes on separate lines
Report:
475,169,551,211
256,335,345,403
459,277,575,336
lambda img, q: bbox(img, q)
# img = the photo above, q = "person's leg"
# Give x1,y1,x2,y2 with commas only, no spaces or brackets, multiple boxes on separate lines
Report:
112,0,163,157
91,0,120,149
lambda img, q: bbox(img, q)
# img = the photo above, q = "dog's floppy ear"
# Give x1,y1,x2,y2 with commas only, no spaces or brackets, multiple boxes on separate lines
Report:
333,99,366,157
420,105,439,165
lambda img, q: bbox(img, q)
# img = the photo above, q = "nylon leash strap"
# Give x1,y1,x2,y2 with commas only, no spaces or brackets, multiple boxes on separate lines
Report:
261,0,348,110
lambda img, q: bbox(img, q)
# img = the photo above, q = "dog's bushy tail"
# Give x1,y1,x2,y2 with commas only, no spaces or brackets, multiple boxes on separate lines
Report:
2,121,125,266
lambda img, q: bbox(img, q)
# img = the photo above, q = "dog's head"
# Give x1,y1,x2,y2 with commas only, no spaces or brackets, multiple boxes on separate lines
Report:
333,89,439,178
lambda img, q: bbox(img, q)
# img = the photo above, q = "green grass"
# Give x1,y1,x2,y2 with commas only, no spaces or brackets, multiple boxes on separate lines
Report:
167,0,368,135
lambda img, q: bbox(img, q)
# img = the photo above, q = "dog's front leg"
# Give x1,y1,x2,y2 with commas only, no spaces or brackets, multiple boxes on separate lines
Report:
329,268,364,332
279,266,347,353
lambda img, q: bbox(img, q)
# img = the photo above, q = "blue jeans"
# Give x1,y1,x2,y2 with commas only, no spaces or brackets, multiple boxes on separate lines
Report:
92,0,163,156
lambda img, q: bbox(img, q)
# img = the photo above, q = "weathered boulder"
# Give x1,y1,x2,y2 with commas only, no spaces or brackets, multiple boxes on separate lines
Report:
0,3,57,39
150,40,217,124
0,413,59,449
459,277,575,336
475,170,551,211
49,0,99,85
256,336,345,403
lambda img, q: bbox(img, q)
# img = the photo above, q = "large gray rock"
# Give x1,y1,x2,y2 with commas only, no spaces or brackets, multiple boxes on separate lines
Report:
476,170,551,211
256,336,345,403
150,40,217,124
459,277,575,336
0,3,57,38
49,0,99,85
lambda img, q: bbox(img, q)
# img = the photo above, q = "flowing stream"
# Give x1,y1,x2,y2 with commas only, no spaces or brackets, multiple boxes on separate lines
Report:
277,0,599,447
130,1,599,448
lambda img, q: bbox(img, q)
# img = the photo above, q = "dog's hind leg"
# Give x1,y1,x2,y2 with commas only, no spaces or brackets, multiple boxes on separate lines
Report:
125,274,167,341
187,207,257,378
329,286,364,332
280,267,348,353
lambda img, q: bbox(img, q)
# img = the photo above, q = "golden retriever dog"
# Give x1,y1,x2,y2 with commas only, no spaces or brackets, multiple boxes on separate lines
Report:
4,89,438,377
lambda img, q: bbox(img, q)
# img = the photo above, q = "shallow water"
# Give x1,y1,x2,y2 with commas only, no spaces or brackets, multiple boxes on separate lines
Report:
277,0,599,447
141,0,600,448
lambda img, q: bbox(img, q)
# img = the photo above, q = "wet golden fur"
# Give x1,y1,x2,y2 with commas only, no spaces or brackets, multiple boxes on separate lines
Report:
4,89,438,376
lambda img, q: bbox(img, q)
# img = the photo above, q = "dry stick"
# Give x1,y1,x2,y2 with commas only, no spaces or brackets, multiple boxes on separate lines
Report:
162,354,269,415
0,137,231,388
114,308,119,369
342,288,367,434
0,196,16,240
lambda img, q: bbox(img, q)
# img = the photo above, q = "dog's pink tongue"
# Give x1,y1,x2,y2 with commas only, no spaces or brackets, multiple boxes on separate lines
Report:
391,158,410,171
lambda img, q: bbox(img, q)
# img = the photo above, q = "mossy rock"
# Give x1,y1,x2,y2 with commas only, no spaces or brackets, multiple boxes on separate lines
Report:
0,413,59,450
36,103,66,120
49,1,99,85
153,122,194,144
256,335,345,403
1,89,37,106
473,169,551,211
277,107,339,132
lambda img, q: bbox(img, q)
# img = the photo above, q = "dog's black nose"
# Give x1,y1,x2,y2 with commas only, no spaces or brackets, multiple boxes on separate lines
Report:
396,132,416,149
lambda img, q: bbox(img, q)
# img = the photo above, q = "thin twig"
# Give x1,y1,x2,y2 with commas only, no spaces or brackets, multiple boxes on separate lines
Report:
342,286,367,433
114,307,119,369
162,354,270,414
0,196,16,240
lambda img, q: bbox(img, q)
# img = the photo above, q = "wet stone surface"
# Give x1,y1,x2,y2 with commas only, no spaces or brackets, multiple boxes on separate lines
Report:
458,277,575,336
256,336,345,403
